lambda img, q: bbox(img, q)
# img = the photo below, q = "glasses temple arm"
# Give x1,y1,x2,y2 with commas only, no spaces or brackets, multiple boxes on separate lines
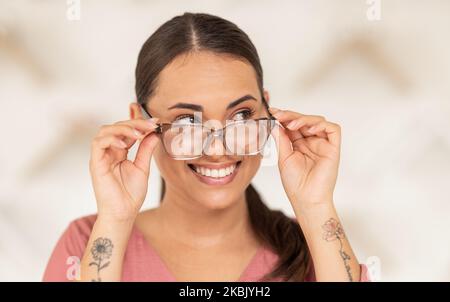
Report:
262,95,275,119
140,103,153,119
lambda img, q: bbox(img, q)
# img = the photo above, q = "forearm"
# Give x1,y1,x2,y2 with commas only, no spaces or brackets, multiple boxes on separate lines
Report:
79,217,134,282
294,203,361,282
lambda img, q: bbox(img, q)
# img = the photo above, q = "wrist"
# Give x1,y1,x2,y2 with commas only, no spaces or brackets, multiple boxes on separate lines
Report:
291,198,335,215
293,202,337,231
95,214,136,231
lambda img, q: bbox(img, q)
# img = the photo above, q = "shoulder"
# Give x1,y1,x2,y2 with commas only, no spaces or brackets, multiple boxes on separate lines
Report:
64,214,98,243
42,214,98,281
57,214,99,256
67,214,98,236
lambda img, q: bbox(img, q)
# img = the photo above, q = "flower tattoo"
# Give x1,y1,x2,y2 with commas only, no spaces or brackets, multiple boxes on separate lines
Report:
322,218,353,281
89,237,113,281
322,218,345,241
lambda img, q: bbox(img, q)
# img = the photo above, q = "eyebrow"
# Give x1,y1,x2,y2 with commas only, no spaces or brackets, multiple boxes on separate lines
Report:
167,94,257,112
167,103,202,111
226,94,257,109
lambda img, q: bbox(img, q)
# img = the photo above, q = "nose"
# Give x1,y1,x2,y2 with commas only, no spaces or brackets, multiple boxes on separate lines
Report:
203,129,227,157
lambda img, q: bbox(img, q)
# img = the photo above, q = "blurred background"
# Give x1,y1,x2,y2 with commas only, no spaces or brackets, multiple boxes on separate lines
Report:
1,0,449,281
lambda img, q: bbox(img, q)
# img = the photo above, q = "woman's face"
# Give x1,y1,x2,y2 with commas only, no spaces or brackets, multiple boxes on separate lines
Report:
132,51,269,210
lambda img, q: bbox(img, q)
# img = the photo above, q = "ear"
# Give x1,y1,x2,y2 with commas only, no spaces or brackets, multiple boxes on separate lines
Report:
129,102,144,119
263,89,270,105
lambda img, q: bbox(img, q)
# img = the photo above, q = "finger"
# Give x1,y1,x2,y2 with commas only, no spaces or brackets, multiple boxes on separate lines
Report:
283,115,325,130
115,118,159,134
295,138,319,161
133,132,160,175
306,121,341,147
274,112,326,138
91,135,127,163
271,109,304,121
285,127,305,143
98,122,158,145
273,120,304,146
270,124,293,164
268,107,281,114
272,108,323,122
98,124,145,141
269,108,326,128
282,115,329,138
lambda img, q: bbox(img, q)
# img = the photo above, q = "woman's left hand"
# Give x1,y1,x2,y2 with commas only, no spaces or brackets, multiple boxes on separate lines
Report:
269,107,341,211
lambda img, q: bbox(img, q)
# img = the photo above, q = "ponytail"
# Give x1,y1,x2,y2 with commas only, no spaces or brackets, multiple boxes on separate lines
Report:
246,184,311,281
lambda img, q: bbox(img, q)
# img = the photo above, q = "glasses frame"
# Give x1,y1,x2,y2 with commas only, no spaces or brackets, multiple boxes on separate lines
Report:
140,96,277,160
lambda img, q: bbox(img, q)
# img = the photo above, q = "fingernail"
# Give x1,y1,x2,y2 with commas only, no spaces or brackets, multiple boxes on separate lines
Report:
269,107,280,113
287,120,298,130
147,118,158,127
119,140,127,148
308,126,316,133
134,129,144,137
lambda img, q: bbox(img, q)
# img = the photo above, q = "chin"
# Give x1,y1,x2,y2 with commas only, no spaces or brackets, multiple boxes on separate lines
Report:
194,190,242,210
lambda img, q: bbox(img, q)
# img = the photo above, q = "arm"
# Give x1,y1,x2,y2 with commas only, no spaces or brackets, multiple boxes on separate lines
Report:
295,204,360,281
79,117,159,281
79,218,134,282
269,107,363,281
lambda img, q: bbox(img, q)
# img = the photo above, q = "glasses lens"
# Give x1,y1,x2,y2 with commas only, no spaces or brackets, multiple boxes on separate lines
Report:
224,119,274,155
161,124,207,159
160,119,275,159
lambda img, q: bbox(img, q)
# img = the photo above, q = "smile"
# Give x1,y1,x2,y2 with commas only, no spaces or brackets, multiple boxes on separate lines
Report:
187,161,242,185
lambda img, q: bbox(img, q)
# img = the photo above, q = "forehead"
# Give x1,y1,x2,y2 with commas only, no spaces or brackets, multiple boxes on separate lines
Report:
150,51,260,110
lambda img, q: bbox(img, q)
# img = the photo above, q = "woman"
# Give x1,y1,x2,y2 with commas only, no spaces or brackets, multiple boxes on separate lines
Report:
43,12,369,282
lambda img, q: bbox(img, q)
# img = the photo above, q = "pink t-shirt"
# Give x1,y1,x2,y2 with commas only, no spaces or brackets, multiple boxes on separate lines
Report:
43,215,370,282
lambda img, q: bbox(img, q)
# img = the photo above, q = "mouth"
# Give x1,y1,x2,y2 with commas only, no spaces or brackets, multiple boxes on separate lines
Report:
187,161,242,186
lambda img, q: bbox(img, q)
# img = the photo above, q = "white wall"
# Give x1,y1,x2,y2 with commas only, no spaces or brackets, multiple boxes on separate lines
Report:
0,0,449,281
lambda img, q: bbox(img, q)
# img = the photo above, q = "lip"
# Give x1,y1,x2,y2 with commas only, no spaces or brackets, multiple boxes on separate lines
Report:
188,162,238,169
187,161,241,186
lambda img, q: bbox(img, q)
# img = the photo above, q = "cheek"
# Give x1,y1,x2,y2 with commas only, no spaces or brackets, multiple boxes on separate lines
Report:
153,145,185,180
241,155,262,180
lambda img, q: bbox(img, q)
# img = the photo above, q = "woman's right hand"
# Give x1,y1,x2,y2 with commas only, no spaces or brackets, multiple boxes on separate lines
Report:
89,118,159,222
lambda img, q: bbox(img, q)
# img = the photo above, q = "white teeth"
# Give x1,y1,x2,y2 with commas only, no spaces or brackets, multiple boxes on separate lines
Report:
192,164,237,178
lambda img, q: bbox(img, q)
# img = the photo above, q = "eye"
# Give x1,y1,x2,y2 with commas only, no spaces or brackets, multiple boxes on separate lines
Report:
173,114,201,125
232,109,255,121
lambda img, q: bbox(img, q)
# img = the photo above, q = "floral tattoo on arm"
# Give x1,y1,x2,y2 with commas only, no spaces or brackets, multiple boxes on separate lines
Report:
322,218,353,281
89,237,113,282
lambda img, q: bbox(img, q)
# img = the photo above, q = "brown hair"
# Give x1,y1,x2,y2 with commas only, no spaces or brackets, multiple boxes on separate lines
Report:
135,12,311,281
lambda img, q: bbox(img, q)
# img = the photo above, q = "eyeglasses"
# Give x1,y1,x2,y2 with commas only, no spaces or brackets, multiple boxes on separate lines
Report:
141,97,277,160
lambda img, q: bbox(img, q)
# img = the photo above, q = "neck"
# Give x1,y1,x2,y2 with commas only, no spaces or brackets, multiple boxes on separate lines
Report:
157,185,255,249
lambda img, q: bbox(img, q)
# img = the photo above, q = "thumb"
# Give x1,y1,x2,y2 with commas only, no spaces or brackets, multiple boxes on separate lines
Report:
271,124,293,164
133,132,159,176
